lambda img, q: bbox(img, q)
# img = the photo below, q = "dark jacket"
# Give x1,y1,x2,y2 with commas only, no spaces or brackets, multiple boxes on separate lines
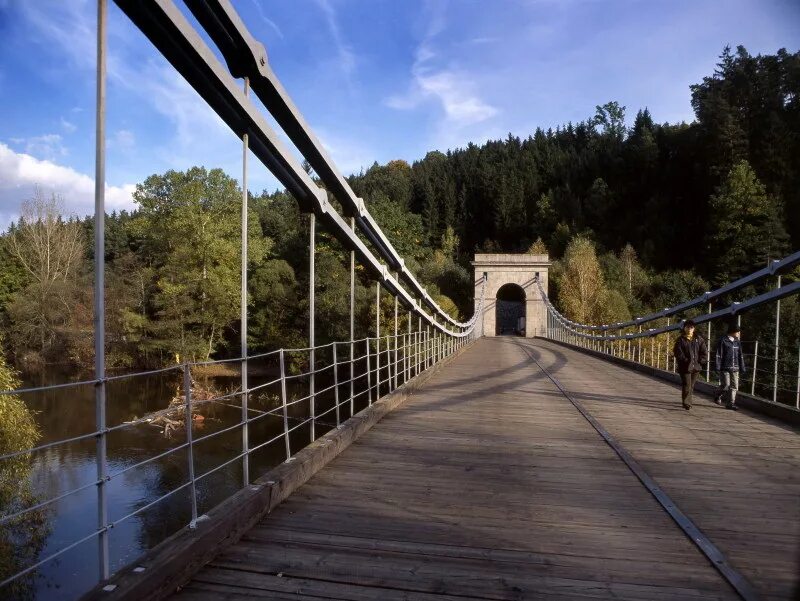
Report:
715,335,746,374
673,334,708,374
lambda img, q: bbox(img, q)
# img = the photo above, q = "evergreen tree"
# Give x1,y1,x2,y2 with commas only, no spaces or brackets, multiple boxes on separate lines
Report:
707,160,789,283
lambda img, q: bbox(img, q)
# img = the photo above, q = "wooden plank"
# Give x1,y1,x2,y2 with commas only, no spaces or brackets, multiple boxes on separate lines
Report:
209,544,733,601
80,345,469,601
529,339,800,601
171,337,800,600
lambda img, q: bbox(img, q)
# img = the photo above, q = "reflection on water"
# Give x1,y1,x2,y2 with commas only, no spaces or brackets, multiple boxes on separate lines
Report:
6,349,387,600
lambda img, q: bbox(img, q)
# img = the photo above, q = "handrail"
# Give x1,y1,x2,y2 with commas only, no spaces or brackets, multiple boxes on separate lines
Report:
535,274,800,341
538,266,800,412
1,323,479,594
547,251,800,332
3,1,489,595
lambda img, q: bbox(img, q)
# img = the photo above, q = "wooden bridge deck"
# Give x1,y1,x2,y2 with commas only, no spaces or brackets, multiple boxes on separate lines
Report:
174,338,800,601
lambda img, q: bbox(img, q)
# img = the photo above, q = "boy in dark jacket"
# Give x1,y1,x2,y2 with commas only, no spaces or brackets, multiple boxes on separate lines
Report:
714,324,746,411
672,319,708,410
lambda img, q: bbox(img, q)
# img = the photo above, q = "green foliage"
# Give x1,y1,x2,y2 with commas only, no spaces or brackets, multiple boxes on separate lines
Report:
707,160,789,283
0,238,28,328
643,270,710,310
0,339,48,600
0,45,797,377
130,168,270,361
593,101,627,141
354,160,413,209
249,259,301,350
366,190,428,264
596,288,631,324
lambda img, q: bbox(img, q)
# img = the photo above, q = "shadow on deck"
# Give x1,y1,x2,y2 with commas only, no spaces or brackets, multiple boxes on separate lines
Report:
98,338,800,601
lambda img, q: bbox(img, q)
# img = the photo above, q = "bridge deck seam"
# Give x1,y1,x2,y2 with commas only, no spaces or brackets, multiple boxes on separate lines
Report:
514,339,760,601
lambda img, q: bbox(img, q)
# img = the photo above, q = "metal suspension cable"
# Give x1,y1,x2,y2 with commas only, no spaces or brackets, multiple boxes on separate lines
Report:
113,0,483,337
151,0,475,330
536,274,800,341
545,251,800,333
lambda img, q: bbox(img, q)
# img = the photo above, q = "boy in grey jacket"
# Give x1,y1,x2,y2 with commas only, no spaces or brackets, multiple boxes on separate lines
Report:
714,324,747,411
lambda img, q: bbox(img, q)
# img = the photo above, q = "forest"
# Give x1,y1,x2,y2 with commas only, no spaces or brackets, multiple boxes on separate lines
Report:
0,45,798,377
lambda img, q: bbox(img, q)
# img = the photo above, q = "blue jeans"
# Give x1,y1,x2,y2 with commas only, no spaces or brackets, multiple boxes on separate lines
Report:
718,370,740,405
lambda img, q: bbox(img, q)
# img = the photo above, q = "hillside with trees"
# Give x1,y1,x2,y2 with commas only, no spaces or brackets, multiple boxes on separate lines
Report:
0,45,798,376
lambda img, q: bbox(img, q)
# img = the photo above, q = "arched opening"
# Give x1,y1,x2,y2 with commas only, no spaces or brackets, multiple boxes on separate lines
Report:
495,283,525,336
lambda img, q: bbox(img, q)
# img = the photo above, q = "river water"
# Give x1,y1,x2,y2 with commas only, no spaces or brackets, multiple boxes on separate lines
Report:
4,346,396,600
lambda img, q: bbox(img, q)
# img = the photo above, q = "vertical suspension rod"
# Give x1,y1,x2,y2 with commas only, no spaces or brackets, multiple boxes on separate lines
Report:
93,0,109,580
240,77,250,487
309,213,315,442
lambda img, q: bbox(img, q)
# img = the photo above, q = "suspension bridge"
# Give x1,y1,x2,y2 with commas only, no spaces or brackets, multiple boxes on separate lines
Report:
1,1,799,600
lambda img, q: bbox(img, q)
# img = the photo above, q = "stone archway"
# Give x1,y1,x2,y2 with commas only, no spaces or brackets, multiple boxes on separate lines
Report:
495,283,526,336
471,253,550,338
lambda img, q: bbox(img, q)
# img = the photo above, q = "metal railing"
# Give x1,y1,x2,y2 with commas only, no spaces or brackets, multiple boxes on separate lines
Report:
0,0,490,596
0,300,484,593
537,265,800,409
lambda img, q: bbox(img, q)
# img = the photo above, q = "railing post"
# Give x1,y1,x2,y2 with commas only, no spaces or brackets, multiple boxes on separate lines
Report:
394,290,399,390
280,349,291,459
418,316,422,375
795,342,799,410
184,363,198,528
333,342,340,426
637,326,642,364
665,318,670,368
773,275,781,403
93,0,110,579
706,302,712,382
751,340,759,396
407,310,412,382
426,326,430,369
366,338,372,405
385,334,390,386
349,217,355,418
376,281,381,399
309,213,316,442
240,77,250,487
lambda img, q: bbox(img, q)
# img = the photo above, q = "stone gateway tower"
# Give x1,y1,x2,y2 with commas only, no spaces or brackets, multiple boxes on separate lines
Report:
471,254,550,338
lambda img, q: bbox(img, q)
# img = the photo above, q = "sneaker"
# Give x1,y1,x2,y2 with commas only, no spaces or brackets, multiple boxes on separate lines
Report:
713,393,723,405
683,404,691,411
725,403,738,411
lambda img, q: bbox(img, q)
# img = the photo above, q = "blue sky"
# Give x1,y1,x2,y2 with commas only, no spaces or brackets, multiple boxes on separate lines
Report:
0,0,798,227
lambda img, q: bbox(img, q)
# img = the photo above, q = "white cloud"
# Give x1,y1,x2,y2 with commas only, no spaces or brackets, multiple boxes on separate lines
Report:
249,0,284,39
110,129,135,151
386,65,497,127
315,127,374,176
420,72,497,125
315,0,356,84
60,117,77,134
385,5,498,129
19,134,69,161
0,143,135,229
18,1,234,171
